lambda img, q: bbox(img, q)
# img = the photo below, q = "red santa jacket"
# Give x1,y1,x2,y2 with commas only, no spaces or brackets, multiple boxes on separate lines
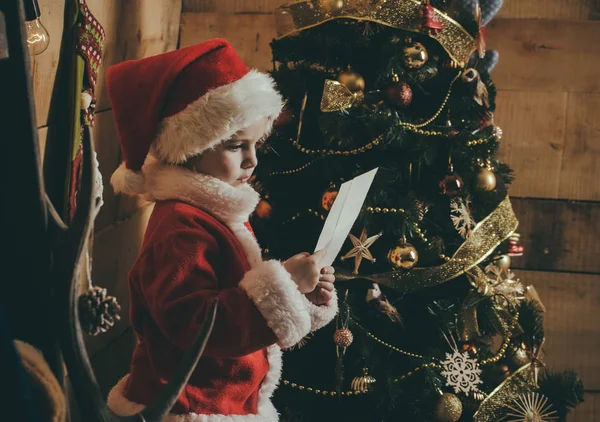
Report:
108,163,337,421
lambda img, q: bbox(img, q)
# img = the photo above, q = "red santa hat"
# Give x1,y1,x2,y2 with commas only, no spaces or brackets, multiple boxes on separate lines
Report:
107,38,283,195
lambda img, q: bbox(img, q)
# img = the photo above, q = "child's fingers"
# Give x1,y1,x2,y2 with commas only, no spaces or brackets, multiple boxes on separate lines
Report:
317,281,334,291
319,288,332,302
320,266,335,274
312,248,328,264
318,273,335,283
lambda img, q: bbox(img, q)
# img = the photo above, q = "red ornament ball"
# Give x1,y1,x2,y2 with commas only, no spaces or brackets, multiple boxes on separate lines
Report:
384,82,413,107
439,172,464,197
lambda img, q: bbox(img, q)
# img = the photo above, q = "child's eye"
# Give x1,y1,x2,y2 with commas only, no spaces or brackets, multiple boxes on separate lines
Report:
226,144,243,151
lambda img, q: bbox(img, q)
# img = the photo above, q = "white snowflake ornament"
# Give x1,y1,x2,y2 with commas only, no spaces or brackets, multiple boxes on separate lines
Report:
450,198,476,238
440,350,483,394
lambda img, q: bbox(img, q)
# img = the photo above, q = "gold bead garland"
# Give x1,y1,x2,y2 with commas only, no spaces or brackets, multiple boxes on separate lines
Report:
281,208,326,225
466,138,488,146
269,158,320,176
394,362,442,383
351,318,434,361
399,72,460,130
282,379,367,396
291,134,382,156
404,126,444,136
366,206,407,214
479,311,520,365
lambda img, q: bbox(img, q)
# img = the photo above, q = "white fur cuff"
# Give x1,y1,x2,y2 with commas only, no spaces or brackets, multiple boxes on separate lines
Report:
307,289,338,332
239,260,311,349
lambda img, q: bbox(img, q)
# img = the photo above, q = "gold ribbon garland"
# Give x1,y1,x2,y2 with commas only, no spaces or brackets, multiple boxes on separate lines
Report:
275,0,477,66
473,363,537,421
336,196,519,292
320,79,365,112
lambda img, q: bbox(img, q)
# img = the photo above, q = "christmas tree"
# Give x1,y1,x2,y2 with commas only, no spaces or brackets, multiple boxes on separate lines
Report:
251,1,584,421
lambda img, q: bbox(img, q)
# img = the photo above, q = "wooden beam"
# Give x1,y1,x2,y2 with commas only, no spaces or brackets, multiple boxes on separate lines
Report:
182,0,288,13
559,92,600,200
510,198,600,274
496,90,568,199
180,12,277,71
486,19,600,93
570,392,600,422
515,270,600,390
498,0,600,20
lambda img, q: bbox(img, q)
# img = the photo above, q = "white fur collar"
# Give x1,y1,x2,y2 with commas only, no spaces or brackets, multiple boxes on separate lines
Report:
142,161,260,226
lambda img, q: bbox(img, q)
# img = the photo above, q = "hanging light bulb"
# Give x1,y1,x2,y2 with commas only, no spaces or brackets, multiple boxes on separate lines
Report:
24,0,50,55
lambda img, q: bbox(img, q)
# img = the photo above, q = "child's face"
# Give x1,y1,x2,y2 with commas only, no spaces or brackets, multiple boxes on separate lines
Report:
191,117,268,187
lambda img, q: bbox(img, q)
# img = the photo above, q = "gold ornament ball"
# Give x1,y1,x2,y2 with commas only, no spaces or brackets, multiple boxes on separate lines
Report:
318,0,345,13
333,328,353,348
337,70,366,93
387,242,419,270
495,254,511,271
434,393,463,422
509,344,530,367
402,42,428,69
475,167,497,191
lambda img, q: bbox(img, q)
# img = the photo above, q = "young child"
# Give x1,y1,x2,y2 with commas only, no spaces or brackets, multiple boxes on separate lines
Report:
105,39,337,421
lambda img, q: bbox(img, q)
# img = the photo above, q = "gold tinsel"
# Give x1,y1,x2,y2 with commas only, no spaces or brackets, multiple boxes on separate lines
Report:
320,79,365,112
336,196,519,293
473,364,537,422
274,0,477,66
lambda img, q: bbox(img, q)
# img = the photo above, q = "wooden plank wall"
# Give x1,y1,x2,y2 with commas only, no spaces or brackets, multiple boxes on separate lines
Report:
180,1,600,420
32,0,182,396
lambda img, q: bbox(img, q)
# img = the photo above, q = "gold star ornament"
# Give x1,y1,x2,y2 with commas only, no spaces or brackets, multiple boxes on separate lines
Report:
341,227,382,274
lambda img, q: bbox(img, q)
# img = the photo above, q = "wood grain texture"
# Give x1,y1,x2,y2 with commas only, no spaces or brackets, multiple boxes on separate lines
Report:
180,12,277,70
516,270,600,390
496,90,568,199
183,0,287,13
511,198,600,274
486,19,600,93
570,392,600,422
498,0,600,20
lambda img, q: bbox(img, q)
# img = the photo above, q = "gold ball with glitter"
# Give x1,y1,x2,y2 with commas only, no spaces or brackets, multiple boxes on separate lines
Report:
333,328,353,348
495,254,511,271
475,167,497,191
387,240,419,270
434,393,463,422
337,70,366,93
402,42,428,69
317,0,345,14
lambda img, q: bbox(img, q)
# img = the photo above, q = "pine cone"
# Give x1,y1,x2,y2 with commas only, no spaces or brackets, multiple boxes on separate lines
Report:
78,286,121,336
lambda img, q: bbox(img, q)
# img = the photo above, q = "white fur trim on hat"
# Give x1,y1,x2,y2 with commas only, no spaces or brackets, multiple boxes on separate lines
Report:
110,161,146,196
152,70,284,164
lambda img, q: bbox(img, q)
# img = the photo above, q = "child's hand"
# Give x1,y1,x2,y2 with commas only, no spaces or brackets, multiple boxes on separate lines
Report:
283,249,327,294
306,266,335,305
